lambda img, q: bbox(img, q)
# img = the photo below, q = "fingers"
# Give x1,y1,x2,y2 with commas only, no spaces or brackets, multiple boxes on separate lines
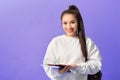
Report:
70,64,77,69
57,64,77,74
58,65,71,74
63,65,71,71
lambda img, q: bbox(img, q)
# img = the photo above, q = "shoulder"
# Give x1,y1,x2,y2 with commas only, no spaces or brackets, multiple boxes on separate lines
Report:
86,36,92,42
86,36,96,46
86,37,99,50
53,35,64,40
51,35,65,42
49,35,64,44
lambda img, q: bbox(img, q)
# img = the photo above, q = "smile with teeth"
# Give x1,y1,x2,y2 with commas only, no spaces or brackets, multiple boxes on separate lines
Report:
67,28,74,33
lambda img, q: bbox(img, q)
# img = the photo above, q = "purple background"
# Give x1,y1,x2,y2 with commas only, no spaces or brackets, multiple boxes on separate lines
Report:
0,0,119,80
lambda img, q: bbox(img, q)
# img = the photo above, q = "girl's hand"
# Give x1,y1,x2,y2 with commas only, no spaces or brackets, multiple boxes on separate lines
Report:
58,65,71,74
57,64,77,74
69,64,77,69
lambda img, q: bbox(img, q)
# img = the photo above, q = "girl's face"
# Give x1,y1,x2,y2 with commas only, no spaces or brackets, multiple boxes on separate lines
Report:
62,14,78,37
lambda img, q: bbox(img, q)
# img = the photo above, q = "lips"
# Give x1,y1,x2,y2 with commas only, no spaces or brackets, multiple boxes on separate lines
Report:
67,28,74,33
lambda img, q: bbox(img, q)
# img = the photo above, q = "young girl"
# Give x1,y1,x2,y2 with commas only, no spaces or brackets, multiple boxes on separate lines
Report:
43,5,102,80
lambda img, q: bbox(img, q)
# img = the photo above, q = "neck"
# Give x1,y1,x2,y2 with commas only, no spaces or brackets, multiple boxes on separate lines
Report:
65,34,77,37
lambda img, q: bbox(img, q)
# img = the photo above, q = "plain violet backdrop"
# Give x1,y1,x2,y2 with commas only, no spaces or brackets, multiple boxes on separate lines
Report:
0,0,120,80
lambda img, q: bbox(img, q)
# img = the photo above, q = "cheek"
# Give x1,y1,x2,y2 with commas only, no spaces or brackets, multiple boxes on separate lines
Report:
62,25,66,30
73,24,78,30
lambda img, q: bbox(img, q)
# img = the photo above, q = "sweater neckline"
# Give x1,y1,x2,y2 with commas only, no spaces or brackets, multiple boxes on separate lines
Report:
63,35,78,39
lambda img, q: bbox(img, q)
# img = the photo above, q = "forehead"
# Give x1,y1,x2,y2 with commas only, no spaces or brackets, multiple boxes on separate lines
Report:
62,14,76,21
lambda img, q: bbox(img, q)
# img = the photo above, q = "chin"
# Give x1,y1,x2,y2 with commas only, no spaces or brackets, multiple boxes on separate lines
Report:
65,30,76,36
66,33,76,37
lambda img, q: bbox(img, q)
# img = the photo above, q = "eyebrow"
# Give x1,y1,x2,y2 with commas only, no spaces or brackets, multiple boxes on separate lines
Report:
71,20,76,22
63,20,77,22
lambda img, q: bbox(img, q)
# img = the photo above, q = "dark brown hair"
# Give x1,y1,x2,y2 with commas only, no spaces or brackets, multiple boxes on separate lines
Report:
61,5,88,61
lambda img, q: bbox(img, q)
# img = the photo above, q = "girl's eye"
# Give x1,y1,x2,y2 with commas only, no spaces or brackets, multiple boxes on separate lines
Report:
63,22,67,25
71,21,75,24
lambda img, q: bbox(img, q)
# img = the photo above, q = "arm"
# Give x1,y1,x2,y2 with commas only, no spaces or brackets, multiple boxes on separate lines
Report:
72,37,102,74
43,39,63,79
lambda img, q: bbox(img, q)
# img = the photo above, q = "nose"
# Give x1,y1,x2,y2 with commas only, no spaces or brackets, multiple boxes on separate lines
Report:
68,23,72,28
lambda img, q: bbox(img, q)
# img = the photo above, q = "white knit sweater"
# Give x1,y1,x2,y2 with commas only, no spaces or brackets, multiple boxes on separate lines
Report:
43,35,102,80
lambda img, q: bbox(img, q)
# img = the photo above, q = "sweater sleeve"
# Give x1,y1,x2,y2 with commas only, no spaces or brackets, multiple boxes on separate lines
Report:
43,39,63,79
73,37,102,75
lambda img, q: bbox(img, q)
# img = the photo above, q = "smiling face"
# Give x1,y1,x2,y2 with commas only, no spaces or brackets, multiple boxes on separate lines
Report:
62,14,78,37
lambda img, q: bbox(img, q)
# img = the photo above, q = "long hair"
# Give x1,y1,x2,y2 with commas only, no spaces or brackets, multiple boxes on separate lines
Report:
61,5,88,61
